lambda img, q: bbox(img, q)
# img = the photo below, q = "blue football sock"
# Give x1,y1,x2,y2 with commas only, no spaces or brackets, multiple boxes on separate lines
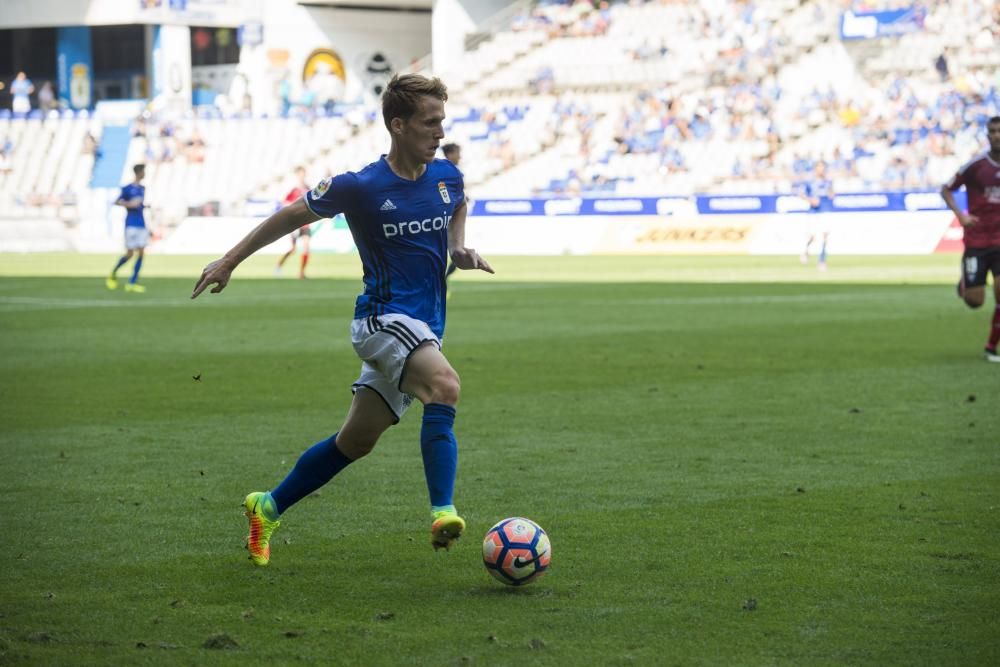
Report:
819,241,828,265
270,433,353,515
421,403,458,509
129,256,143,284
111,255,128,278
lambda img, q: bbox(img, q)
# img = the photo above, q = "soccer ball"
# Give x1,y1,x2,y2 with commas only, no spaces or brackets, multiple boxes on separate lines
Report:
482,517,551,586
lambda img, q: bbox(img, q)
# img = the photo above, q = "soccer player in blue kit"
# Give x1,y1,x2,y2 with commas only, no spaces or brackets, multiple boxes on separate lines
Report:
798,161,834,271
191,74,494,566
107,164,149,292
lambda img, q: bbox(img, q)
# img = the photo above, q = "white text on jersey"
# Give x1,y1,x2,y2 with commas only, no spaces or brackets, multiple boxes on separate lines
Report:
383,213,452,238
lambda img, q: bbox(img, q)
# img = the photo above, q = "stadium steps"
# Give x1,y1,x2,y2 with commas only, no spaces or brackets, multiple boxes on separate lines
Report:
90,125,131,188
457,30,548,94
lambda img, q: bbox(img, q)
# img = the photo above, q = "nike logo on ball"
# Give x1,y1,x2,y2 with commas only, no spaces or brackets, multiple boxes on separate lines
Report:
513,550,548,568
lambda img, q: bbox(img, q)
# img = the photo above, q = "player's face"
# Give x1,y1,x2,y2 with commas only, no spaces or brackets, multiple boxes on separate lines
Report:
400,96,446,163
988,122,1000,152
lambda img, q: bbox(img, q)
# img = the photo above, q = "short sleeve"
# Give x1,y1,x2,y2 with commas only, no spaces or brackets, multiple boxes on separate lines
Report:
448,162,466,204
945,167,968,191
304,173,357,218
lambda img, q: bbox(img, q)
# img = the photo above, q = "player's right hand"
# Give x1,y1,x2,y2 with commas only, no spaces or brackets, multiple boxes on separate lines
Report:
191,258,235,299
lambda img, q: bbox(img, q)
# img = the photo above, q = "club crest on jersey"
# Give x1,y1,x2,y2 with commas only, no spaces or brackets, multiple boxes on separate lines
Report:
438,181,451,204
311,177,331,199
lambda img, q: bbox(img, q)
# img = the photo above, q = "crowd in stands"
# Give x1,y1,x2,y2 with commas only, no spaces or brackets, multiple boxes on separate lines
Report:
511,0,611,38
535,81,999,193
2,0,998,216
131,116,208,165
511,0,999,196
0,135,14,175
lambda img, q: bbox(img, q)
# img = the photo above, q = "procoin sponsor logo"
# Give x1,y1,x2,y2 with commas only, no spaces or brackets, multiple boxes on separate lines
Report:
383,213,452,238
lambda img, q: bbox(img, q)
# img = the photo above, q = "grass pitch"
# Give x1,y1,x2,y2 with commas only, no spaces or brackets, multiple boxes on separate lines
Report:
2,254,998,666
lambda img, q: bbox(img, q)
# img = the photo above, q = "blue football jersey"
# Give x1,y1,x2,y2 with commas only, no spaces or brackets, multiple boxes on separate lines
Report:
120,183,145,228
800,178,833,212
304,157,465,337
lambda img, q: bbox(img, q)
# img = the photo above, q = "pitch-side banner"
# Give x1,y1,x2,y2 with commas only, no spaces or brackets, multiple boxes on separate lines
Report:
463,212,957,256
157,211,958,256
470,192,962,217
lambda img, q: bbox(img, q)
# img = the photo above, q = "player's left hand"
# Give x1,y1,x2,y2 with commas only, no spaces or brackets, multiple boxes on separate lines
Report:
450,247,495,274
191,257,235,298
958,212,979,227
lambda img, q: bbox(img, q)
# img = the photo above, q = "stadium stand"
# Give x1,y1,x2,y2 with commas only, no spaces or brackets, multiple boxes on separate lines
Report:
2,0,997,223
0,110,98,219
470,0,998,198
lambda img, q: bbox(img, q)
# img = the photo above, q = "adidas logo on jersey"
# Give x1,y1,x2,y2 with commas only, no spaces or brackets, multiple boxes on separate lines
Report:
380,199,397,211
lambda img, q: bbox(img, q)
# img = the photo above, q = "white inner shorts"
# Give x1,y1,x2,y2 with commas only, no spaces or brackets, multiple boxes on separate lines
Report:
125,226,150,250
350,313,441,422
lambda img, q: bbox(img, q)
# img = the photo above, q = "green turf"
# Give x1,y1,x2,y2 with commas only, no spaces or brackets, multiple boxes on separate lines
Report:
2,254,998,666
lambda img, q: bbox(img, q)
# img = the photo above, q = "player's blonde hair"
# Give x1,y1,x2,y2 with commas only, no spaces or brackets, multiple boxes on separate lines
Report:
381,73,448,132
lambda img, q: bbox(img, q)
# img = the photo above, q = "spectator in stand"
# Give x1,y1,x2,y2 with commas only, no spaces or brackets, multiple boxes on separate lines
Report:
883,157,907,191
10,72,34,115
935,52,950,82
184,128,206,163
158,121,176,162
278,72,292,118
83,132,100,158
529,65,555,95
37,81,56,113
0,137,12,175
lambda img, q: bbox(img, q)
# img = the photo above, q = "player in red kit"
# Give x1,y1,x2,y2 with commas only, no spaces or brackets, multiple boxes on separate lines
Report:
275,165,313,279
941,116,1000,362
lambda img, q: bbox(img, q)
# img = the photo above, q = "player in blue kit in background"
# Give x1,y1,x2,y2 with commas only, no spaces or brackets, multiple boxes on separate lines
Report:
442,143,462,285
191,74,495,566
107,164,149,293
798,161,835,271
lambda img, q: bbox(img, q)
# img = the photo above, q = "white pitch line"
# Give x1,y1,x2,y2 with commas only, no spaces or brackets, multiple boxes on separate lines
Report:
0,292,337,312
0,287,937,314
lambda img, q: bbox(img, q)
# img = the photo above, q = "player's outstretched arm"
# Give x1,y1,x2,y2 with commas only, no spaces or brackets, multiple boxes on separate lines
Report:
192,198,320,298
447,199,494,274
